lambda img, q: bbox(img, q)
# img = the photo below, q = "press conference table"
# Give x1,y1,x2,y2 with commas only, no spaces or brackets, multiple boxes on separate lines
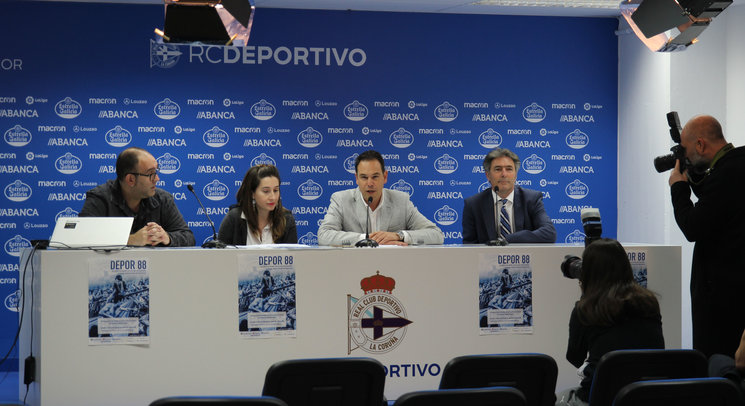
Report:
18,244,681,406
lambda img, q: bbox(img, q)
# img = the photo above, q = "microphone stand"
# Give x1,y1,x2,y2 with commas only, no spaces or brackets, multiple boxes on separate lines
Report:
487,185,508,246
355,196,379,247
186,184,227,248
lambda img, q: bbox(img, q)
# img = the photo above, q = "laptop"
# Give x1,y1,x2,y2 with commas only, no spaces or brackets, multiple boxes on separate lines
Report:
49,217,133,249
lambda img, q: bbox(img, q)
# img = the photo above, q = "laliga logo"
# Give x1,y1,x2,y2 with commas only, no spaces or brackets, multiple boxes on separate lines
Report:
522,102,546,123
250,99,276,121
565,179,589,200
4,125,32,147
565,230,586,245
348,271,412,355
389,128,414,149
522,154,546,175
4,290,20,313
55,207,79,221
203,126,229,148
343,100,368,121
55,152,83,174
298,232,318,246
202,180,229,201
434,102,458,122
434,154,458,174
565,129,589,149
297,179,323,201
4,180,32,202
149,39,182,69
344,154,359,174
389,180,413,197
105,125,132,147
297,127,323,148
434,205,458,226
154,98,181,120
157,153,181,174
4,235,31,257
251,153,277,167
478,128,502,149
54,97,82,119
478,181,491,193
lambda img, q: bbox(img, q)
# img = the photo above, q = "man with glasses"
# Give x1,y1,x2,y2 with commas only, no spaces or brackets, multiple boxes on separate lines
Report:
80,147,195,246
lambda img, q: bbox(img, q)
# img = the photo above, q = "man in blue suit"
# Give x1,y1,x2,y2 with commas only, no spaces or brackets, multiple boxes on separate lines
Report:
462,148,556,244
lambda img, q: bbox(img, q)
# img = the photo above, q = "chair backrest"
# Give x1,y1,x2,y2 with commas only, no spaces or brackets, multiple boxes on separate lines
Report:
588,349,708,406
149,396,288,406
261,357,386,406
438,353,557,406
393,387,527,406
613,377,742,406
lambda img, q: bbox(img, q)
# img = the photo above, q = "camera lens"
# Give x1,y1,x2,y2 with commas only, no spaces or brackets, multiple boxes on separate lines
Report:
653,154,676,173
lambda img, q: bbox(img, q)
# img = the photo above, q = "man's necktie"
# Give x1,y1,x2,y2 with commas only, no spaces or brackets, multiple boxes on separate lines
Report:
500,198,512,235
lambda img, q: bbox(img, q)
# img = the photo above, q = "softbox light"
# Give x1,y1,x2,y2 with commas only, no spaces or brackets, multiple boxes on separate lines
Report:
161,0,255,46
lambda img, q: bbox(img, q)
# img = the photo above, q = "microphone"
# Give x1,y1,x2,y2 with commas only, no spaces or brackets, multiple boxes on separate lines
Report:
580,207,602,247
355,195,379,248
487,185,508,246
186,184,227,249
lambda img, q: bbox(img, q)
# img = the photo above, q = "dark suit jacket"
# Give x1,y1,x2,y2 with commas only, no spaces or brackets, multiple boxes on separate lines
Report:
217,206,297,245
462,185,556,243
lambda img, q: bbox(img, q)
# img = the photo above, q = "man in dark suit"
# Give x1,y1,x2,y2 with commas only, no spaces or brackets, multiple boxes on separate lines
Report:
462,148,556,244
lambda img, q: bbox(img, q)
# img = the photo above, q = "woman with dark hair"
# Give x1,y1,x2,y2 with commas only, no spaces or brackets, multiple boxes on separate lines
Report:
218,165,297,245
556,238,664,406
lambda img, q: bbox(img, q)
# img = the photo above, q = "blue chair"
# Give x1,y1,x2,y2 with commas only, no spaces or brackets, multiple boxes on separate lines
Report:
612,377,742,406
393,387,527,406
149,396,288,406
439,353,557,406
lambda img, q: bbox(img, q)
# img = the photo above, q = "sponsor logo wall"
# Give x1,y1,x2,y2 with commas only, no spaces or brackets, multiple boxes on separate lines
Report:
0,1,617,377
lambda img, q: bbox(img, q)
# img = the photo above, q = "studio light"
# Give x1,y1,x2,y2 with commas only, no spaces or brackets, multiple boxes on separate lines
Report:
155,0,255,46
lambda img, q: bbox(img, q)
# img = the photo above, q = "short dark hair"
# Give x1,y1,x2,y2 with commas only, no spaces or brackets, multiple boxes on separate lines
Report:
483,148,520,173
116,147,147,182
355,150,385,173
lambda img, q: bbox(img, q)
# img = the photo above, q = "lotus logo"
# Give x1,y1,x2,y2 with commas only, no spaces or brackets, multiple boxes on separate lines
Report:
203,126,229,148
389,180,414,197
565,179,589,200
434,154,458,175
4,125,32,147
434,102,458,122
522,154,546,174
298,232,318,246
344,154,359,174
105,125,132,147
297,180,323,201
202,180,229,201
4,290,20,312
434,205,458,226
55,153,83,174
55,207,79,221
157,153,181,174
389,128,414,149
343,100,368,121
154,98,181,120
251,153,277,167
522,102,546,123
4,180,32,202
250,99,276,121
565,230,586,245
149,39,182,69
297,127,323,148
54,97,82,119
478,181,491,193
4,235,31,257
566,129,589,149
478,128,502,149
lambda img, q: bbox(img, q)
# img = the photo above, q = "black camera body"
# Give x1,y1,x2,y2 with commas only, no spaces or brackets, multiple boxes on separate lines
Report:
560,207,602,280
653,111,688,173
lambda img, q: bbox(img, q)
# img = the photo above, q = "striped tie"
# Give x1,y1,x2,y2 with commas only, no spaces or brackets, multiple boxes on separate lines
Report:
500,199,512,235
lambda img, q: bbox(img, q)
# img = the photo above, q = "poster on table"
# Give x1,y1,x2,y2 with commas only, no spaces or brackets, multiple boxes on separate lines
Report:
478,253,534,334
627,249,648,288
238,253,297,338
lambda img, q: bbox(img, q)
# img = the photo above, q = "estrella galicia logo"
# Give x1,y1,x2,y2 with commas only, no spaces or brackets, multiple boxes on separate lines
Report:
522,102,546,123
55,153,83,174
434,205,458,226
478,128,502,148
344,154,359,174
149,39,182,68
54,97,82,119
343,100,368,121
434,102,458,122
522,154,546,174
4,290,20,313
348,271,412,355
4,180,32,202
203,126,229,147
202,180,229,201
565,230,586,245
251,153,277,167
154,98,181,120
566,129,589,149
434,154,458,174
250,99,276,121
298,232,318,246
297,127,323,148
105,125,132,147
565,179,589,200
55,207,79,221
389,180,413,197
157,153,181,174
297,179,323,201
4,125,32,147
389,128,414,149
4,235,31,257
478,181,491,193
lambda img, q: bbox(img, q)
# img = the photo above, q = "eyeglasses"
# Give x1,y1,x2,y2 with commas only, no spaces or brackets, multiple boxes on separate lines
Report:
129,169,159,182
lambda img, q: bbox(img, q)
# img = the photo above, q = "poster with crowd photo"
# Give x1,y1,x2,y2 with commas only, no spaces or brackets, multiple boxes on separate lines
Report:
238,254,297,338
478,253,534,334
627,249,648,288
88,257,150,345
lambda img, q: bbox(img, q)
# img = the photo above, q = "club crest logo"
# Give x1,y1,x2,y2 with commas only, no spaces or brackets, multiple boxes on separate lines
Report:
149,39,182,69
348,271,412,355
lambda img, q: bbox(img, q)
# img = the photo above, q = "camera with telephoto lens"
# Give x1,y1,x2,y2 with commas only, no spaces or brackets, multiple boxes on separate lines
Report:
653,111,688,173
560,208,602,279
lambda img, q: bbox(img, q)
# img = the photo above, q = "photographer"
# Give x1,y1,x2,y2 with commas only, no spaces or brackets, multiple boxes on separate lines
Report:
668,115,745,358
556,239,663,406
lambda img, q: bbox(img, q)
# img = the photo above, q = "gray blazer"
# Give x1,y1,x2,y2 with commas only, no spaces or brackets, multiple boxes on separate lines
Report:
318,188,444,246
